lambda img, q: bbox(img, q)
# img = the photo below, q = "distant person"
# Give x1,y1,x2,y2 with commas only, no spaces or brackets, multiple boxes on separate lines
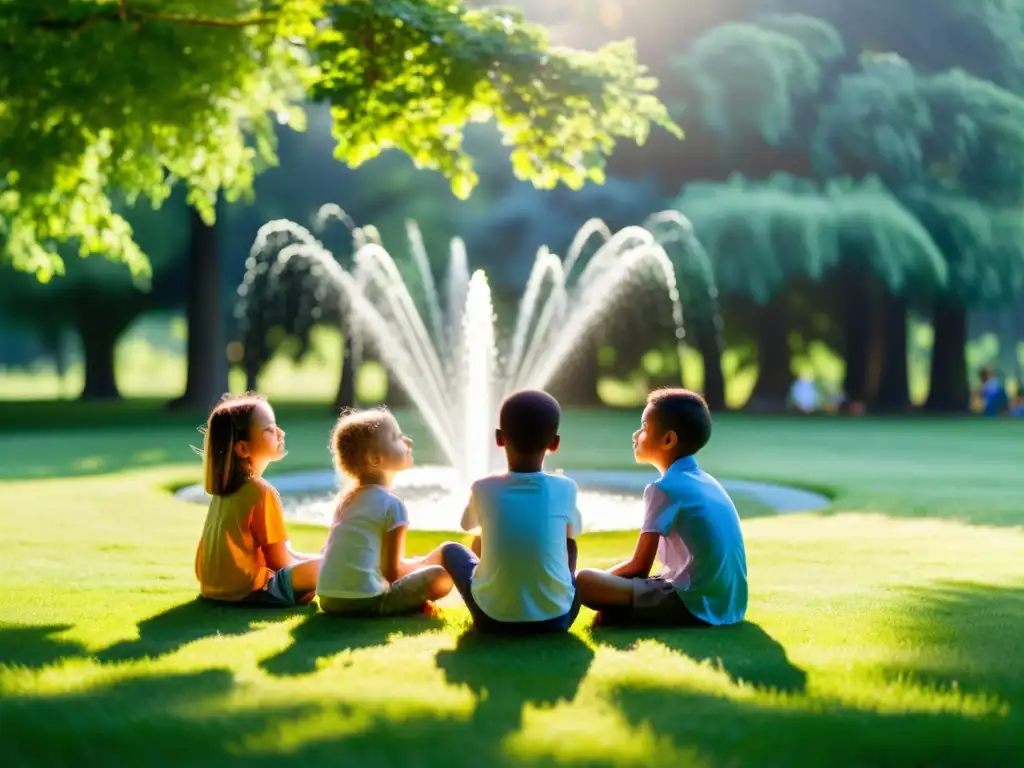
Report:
789,374,820,413
1009,383,1024,417
440,389,582,635
576,388,748,628
316,408,453,616
195,394,321,607
978,365,1009,416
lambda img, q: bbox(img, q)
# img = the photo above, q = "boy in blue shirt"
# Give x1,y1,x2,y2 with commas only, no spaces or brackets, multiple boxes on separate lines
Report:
576,388,748,627
441,389,583,635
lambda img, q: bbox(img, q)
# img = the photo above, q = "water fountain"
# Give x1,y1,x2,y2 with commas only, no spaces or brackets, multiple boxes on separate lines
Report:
176,209,828,528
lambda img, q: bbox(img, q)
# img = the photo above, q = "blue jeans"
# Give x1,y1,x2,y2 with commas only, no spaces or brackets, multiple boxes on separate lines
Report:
441,540,580,636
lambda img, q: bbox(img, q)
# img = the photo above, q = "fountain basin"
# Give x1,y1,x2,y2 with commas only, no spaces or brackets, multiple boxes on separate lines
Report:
174,466,830,532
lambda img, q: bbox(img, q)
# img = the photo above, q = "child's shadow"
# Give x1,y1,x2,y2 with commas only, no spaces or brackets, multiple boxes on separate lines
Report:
260,611,446,677
596,621,807,694
0,624,86,669
98,598,309,663
436,631,595,739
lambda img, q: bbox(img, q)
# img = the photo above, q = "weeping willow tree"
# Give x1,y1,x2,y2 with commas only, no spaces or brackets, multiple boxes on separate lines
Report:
814,53,1024,410
672,172,947,408
670,19,1024,410
673,15,843,144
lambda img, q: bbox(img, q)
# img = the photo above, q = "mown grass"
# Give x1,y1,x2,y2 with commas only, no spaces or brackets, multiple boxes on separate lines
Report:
1,408,1022,766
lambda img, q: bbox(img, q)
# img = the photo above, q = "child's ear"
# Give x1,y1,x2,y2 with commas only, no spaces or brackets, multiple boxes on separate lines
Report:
662,430,679,451
495,429,505,448
548,434,561,453
233,441,251,459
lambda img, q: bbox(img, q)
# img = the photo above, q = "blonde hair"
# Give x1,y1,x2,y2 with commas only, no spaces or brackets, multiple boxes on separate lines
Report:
330,407,395,490
200,393,266,496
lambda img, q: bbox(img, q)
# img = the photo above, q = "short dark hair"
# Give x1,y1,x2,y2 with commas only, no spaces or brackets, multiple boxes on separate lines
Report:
647,388,711,457
499,389,561,454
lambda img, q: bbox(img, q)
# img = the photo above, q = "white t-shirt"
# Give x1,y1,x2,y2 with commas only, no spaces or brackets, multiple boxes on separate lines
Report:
641,456,748,626
317,485,409,599
461,472,582,623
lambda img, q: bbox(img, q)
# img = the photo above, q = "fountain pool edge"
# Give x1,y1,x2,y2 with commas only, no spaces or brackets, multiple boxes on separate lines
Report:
174,468,831,527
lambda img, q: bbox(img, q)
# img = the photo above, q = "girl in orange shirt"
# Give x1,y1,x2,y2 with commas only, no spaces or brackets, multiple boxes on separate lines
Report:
194,394,321,606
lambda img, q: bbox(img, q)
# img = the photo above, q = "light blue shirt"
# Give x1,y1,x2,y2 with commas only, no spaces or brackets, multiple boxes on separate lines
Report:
642,456,748,626
461,472,582,622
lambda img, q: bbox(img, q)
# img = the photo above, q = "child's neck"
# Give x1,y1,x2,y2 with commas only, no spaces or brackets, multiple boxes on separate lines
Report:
654,451,691,475
355,469,394,489
506,451,545,473
249,458,271,479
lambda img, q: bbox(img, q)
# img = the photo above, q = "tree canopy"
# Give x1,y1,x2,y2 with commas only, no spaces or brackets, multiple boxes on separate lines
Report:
0,0,677,281
671,15,842,145
671,173,947,302
813,53,1024,305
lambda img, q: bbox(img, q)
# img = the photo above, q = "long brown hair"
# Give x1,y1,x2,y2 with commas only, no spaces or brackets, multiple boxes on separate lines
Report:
200,393,266,496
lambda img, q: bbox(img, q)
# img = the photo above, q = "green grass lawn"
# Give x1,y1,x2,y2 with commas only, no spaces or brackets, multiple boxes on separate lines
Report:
1,406,1022,766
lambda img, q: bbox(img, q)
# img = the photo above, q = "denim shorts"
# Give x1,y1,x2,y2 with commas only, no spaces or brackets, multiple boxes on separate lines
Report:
240,566,299,607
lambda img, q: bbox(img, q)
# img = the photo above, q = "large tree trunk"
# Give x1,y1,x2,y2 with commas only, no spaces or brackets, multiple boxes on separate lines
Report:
872,293,911,412
746,295,792,412
382,365,410,409
333,334,357,409
79,315,128,401
546,339,603,407
999,306,1023,385
244,359,260,393
842,272,873,404
171,206,229,411
696,321,726,411
925,297,969,412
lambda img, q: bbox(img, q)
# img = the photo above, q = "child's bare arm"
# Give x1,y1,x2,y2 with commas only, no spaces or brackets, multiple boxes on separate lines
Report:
263,541,297,571
608,532,659,578
381,525,441,582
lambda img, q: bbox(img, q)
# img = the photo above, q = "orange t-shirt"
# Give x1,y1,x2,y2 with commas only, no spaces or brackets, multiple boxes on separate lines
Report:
195,479,288,601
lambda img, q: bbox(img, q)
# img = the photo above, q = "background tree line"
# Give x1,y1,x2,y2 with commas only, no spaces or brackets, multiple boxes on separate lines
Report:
2,0,1023,413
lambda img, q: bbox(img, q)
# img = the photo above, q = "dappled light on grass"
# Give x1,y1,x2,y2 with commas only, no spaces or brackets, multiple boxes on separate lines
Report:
1,416,1023,764
874,582,1024,707
3,565,1022,765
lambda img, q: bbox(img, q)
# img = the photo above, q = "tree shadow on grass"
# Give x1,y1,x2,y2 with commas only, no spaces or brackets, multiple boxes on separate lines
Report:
259,610,446,677
609,678,1017,767
97,597,311,664
436,630,595,738
0,668,314,766
595,620,807,694
877,581,1024,703
604,581,1024,766
0,623,87,669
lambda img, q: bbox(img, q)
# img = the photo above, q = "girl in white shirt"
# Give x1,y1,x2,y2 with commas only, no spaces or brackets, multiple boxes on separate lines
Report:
316,408,453,616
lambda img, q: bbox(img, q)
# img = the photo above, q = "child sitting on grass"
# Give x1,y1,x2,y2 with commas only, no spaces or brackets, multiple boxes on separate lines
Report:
441,389,582,635
316,408,453,616
195,394,321,607
576,388,748,627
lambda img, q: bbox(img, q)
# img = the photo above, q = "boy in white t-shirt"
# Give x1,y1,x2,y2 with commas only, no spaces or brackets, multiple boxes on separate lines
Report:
576,388,748,627
441,389,583,635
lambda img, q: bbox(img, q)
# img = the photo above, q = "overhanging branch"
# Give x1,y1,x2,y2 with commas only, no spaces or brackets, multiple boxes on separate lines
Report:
30,4,280,34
